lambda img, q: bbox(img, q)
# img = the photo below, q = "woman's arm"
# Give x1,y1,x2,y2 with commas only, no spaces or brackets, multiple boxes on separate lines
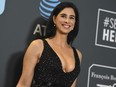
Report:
16,39,43,87
71,78,77,87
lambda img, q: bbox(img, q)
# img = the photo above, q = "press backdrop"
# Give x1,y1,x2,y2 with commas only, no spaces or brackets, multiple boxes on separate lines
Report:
0,0,116,87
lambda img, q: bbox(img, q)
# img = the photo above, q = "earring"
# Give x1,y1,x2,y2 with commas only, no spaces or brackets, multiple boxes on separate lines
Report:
54,24,56,26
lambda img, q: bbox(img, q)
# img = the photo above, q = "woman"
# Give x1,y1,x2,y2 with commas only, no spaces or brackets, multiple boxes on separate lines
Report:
16,2,82,87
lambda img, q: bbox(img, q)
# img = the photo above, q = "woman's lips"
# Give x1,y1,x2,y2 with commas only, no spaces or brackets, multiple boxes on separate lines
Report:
62,24,71,29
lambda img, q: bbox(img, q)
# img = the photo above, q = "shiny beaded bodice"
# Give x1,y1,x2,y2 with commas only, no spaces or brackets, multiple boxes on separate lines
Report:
31,39,80,87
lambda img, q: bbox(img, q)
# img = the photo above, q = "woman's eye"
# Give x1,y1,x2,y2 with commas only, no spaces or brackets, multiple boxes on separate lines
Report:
61,15,66,18
70,16,75,20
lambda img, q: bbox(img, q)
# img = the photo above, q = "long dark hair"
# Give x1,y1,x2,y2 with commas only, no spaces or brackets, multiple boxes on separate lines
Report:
45,2,79,45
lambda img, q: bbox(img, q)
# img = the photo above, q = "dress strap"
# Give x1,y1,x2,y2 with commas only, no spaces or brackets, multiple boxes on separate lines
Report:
72,47,80,65
41,39,47,45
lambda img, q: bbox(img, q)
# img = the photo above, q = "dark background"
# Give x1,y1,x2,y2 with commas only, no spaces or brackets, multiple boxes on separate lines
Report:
0,0,116,87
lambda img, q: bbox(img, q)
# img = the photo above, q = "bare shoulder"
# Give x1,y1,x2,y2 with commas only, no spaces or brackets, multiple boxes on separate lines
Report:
30,39,43,47
75,49,82,63
27,39,44,58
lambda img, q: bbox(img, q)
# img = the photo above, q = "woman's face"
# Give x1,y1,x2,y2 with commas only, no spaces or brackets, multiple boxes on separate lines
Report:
53,7,76,35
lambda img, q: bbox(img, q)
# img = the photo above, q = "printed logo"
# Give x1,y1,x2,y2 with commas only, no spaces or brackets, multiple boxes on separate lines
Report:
33,0,61,36
39,0,60,20
97,83,116,87
87,64,116,87
0,0,6,15
95,8,116,49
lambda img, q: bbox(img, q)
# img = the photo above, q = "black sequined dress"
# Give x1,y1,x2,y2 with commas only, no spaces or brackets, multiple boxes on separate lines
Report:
31,39,80,87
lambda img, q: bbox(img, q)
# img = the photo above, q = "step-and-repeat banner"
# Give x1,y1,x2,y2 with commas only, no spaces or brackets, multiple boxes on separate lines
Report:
0,0,116,87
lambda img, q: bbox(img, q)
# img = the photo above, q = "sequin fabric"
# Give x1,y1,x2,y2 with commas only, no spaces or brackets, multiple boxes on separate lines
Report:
31,39,80,87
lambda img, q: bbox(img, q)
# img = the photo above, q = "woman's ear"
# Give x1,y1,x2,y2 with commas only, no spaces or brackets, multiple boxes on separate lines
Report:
53,15,56,24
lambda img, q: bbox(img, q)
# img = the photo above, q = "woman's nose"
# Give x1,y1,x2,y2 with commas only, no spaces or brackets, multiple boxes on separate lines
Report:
65,18,70,23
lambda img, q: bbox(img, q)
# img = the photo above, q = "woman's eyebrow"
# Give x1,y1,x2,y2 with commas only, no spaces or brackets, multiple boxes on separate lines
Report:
60,13,75,17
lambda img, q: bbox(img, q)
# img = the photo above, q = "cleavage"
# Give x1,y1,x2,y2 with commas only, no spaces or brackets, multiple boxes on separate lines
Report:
48,43,75,73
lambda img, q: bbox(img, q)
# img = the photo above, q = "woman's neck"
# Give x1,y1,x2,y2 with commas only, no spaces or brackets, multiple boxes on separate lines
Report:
50,34,69,48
